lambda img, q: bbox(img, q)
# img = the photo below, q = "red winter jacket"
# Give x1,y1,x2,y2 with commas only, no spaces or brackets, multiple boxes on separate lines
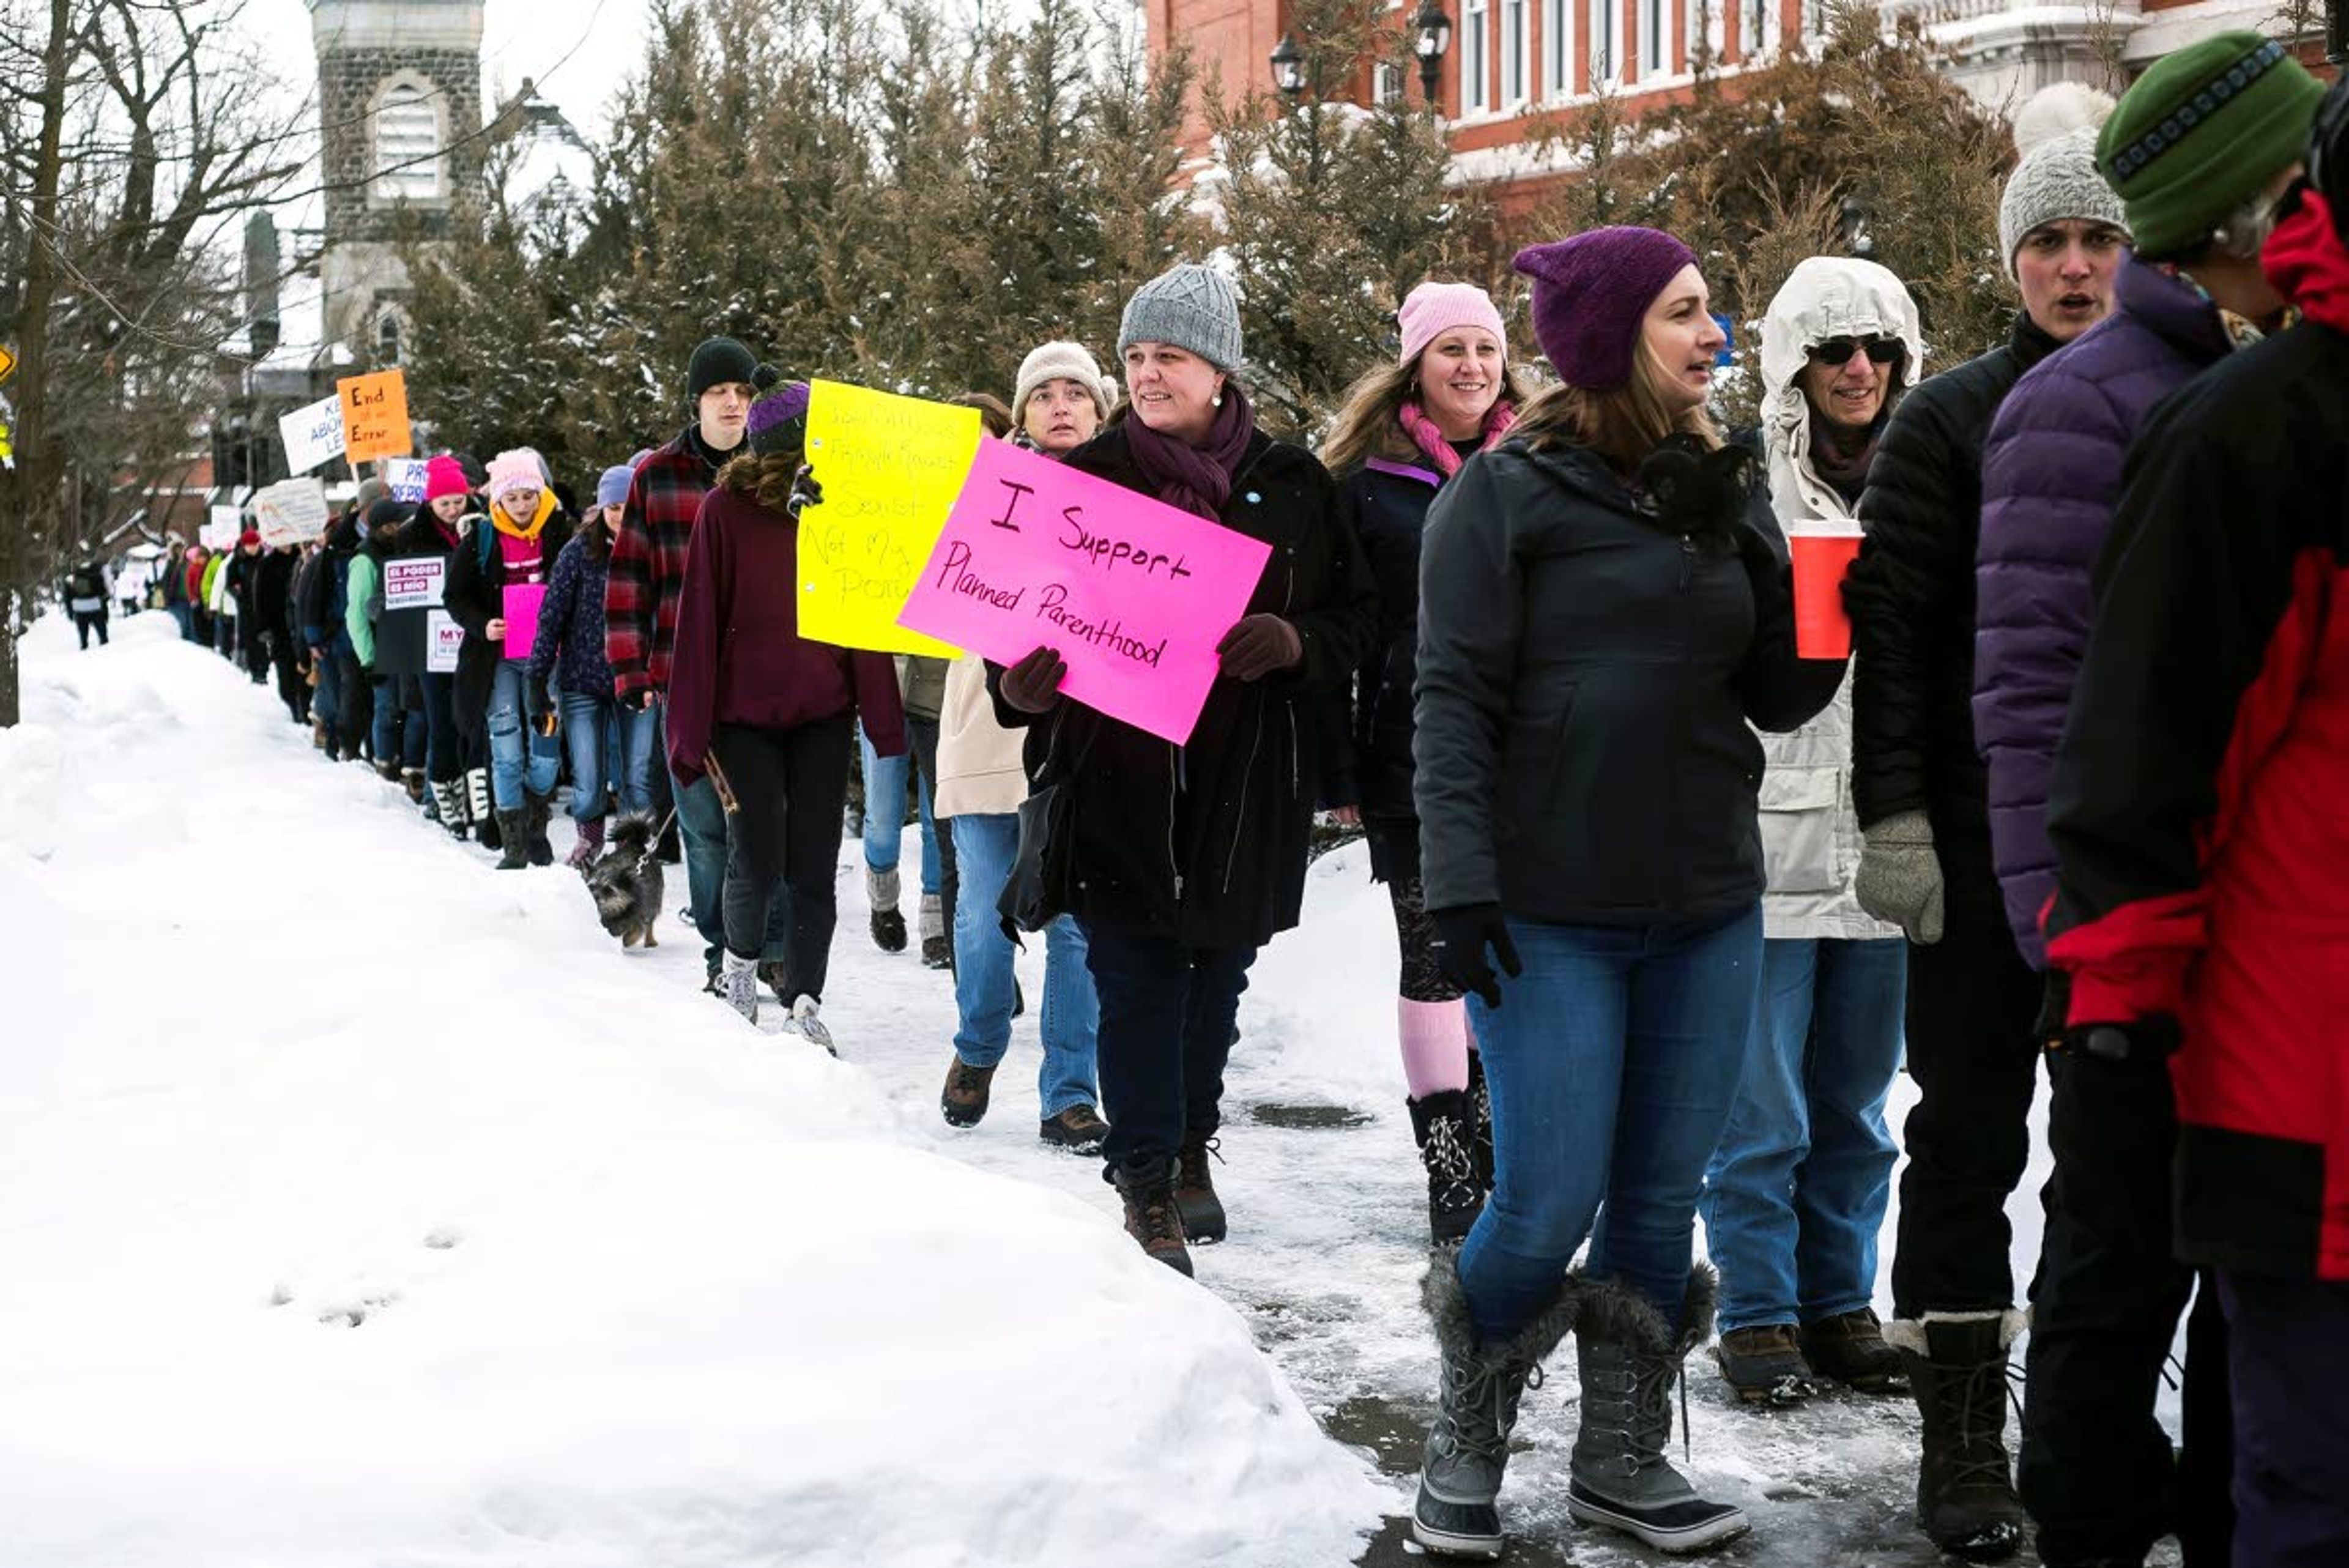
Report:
604,425,734,702
2046,191,2349,1282
662,481,905,784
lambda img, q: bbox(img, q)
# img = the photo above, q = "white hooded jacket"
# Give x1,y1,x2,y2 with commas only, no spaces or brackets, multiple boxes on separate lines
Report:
1754,256,1923,940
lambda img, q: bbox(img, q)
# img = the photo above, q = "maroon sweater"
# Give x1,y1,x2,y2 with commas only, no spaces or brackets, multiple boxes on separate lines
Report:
664,483,907,783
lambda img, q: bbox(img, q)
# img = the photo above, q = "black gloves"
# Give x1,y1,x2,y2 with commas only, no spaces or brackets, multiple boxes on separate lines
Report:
1429,902,1521,1010
1215,614,1303,682
999,646,1067,713
787,465,824,518
528,672,552,713
618,688,651,715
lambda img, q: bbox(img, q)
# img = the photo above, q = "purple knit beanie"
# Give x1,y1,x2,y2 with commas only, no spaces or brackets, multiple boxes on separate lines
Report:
748,381,812,456
1513,228,1699,388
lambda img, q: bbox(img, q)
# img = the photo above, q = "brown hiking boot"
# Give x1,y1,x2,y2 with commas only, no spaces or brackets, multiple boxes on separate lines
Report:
940,1057,996,1128
1113,1164,1192,1276
1802,1307,1908,1394
1714,1323,1819,1405
1038,1104,1108,1153
1173,1134,1226,1244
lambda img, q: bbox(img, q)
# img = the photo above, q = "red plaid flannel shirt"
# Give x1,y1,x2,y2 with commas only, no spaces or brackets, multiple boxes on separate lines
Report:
606,426,723,699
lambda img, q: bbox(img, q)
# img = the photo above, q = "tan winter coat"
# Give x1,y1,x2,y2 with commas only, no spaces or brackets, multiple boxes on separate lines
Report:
1755,257,1923,942
935,653,1028,819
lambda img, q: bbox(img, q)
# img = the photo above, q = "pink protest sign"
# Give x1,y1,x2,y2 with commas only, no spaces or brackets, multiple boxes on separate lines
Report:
502,584,548,661
897,440,1272,745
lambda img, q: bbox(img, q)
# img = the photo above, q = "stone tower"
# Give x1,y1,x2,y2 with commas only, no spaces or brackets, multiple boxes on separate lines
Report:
311,0,486,366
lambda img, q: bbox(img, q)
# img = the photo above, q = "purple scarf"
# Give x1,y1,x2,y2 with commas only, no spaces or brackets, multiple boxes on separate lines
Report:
1122,382,1257,519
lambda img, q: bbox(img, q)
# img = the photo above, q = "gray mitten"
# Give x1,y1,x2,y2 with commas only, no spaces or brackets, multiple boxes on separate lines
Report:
1855,809,1945,945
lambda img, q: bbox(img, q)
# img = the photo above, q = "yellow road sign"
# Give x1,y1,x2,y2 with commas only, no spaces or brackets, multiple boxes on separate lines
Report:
0,344,14,384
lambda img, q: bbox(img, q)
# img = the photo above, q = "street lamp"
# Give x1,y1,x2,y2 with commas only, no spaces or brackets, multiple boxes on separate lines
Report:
1838,196,1875,259
1270,32,1307,98
1413,0,1454,105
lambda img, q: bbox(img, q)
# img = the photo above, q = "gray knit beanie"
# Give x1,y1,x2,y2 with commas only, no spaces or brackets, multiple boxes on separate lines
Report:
1013,341,1118,423
1998,85,2130,275
1117,264,1244,371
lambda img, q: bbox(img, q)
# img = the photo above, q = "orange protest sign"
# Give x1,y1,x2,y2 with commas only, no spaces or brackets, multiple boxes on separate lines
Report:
338,370,412,463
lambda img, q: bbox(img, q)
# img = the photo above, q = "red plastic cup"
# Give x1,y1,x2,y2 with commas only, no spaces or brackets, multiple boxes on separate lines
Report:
1787,520,1862,660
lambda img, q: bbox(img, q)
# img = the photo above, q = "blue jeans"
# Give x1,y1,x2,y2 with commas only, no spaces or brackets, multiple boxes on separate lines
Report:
168,602,193,640
1458,904,1764,1342
560,691,657,819
371,677,425,770
486,660,560,811
950,812,1100,1118
667,698,789,973
862,724,940,894
1083,921,1254,1174
314,639,343,732
1701,936,1907,1334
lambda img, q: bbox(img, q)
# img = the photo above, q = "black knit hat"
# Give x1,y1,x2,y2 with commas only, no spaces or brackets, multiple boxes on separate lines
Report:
687,336,759,400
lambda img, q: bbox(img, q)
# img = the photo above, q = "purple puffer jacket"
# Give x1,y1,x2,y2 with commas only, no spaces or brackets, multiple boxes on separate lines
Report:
1973,258,2233,967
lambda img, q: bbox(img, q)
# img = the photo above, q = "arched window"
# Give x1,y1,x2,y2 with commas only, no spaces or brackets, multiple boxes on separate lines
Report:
375,309,404,365
371,76,445,203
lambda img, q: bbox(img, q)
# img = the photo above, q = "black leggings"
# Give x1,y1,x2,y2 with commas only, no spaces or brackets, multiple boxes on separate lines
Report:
710,716,855,1005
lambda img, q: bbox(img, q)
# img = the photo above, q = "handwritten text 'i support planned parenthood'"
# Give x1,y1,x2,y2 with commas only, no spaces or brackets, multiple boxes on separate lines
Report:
930,477,1193,666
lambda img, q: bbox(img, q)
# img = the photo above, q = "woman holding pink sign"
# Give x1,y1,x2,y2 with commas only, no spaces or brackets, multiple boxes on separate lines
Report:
446,448,573,870
988,263,1376,1280
1698,256,1922,1411
1316,280,1534,1247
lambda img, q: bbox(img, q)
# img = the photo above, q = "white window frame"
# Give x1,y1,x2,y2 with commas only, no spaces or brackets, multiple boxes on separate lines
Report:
1375,60,1405,105
369,72,447,206
1502,0,1528,104
1543,0,1575,97
1640,0,1668,76
1592,0,1620,87
1464,0,1490,112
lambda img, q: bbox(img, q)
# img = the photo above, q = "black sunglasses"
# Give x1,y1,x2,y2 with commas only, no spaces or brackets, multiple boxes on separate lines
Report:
1809,336,1902,367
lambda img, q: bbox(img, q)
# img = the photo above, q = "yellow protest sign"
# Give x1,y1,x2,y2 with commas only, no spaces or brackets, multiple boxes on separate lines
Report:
796,380,981,657
337,369,412,463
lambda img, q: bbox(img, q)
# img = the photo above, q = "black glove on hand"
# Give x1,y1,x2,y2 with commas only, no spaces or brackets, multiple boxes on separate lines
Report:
618,688,651,715
787,465,824,518
999,646,1067,713
1215,614,1304,682
1428,903,1521,1011
528,673,552,713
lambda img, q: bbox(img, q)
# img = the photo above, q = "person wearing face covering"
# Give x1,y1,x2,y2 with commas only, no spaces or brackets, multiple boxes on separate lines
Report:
987,264,1376,1280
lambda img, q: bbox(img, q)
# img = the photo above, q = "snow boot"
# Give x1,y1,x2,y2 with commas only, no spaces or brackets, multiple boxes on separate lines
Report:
1893,1312,2028,1561
1038,1104,1108,1153
1713,1324,1819,1406
467,769,497,849
1113,1162,1192,1277
1800,1307,1907,1394
1567,1267,1750,1553
567,814,605,869
784,995,836,1057
1409,1090,1486,1245
919,892,952,969
1173,1133,1226,1244
374,758,401,786
720,949,760,1025
941,1056,996,1128
1466,1049,1494,1192
867,866,906,952
1409,1255,1577,1559
312,718,329,752
429,779,466,836
401,767,426,804
524,790,555,867
494,809,530,870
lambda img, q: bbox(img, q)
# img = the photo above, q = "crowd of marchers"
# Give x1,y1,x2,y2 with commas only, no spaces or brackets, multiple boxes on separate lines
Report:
71,38,2349,1568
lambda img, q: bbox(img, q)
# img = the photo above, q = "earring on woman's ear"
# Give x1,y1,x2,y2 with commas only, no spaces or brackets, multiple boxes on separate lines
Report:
1212,393,1223,407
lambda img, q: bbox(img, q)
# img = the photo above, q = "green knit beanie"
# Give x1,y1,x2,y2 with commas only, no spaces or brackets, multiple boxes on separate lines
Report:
2098,32,2326,258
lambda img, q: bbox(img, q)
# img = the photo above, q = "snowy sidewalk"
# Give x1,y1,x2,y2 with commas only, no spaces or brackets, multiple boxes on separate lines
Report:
1,613,2175,1567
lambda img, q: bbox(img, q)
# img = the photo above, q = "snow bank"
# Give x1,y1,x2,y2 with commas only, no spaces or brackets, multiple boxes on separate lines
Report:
0,614,1383,1568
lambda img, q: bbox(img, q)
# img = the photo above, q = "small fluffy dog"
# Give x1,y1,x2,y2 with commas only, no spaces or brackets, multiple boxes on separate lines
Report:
585,813,665,949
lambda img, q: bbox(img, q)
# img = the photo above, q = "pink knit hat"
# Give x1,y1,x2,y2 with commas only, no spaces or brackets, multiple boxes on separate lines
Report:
484,448,546,501
422,455,469,503
1398,281,1507,368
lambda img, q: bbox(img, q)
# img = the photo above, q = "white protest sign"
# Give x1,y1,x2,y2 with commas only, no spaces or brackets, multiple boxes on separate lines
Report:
202,505,241,550
383,557,445,611
427,610,464,672
252,477,330,548
278,393,347,475
382,458,428,503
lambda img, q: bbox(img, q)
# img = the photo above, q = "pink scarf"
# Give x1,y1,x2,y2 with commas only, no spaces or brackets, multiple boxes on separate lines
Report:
1398,399,1518,477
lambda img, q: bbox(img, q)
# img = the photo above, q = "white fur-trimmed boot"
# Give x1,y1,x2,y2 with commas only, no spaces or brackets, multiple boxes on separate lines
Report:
1887,1310,2029,1561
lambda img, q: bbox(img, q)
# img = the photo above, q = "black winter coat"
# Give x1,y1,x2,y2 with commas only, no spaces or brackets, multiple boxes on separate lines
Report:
1321,451,1450,820
1414,439,1843,925
1845,313,2061,868
445,509,575,738
990,423,1377,948
297,516,362,650
254,548,298,645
